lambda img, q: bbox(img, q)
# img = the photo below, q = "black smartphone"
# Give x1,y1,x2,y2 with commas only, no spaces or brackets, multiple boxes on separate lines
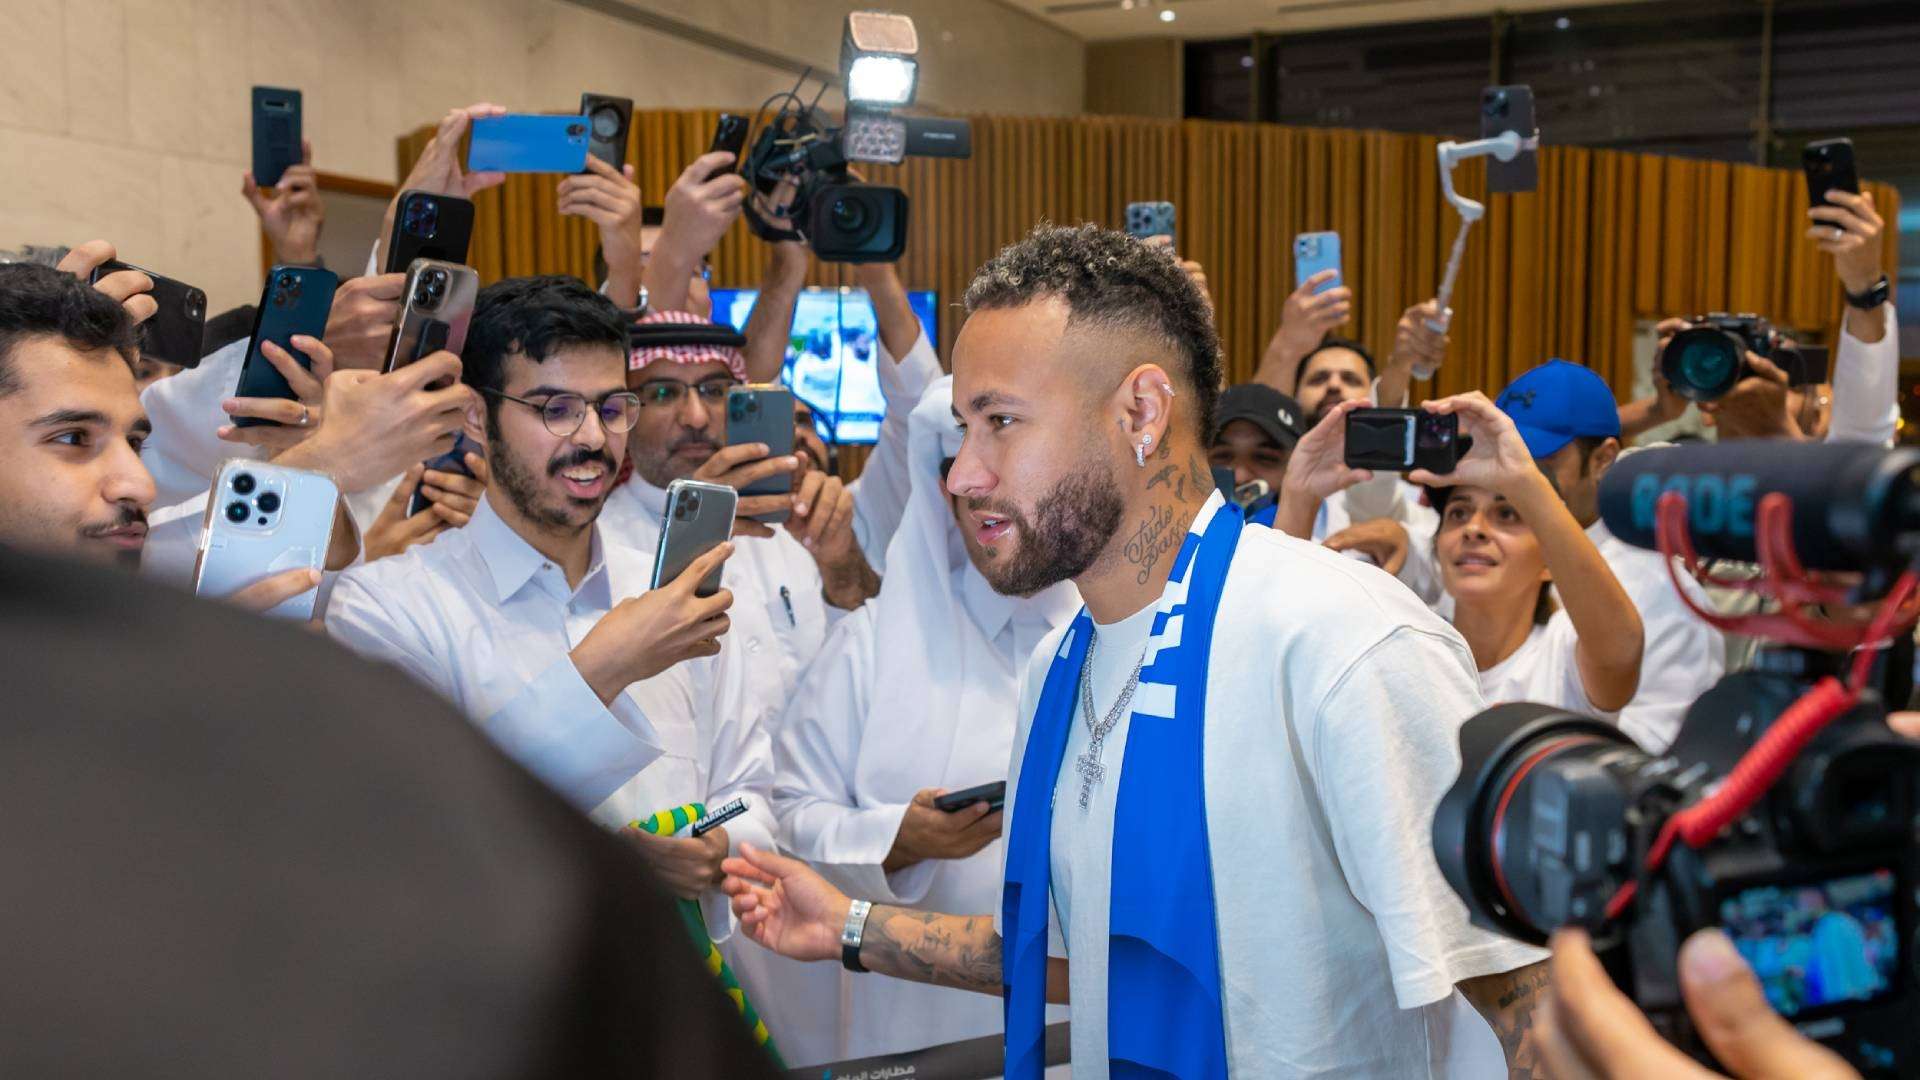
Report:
580,92,633,171
726,386,796,524
1480,85,1537,194
934,781,1006,814
1803,138,1860,209
406,432,480,518
1210,465,1237,501
1344,408,1466,474
383,191,476,275
250,86,302,187
233,265,338,426
708,113,750,179
89,260,207,369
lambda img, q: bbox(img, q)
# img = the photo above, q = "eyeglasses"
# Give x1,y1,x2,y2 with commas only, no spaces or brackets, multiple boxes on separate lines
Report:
479,387,642,436
633,377,738,409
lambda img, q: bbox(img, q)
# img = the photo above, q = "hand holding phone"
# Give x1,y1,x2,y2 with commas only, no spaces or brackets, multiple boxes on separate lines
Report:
571,537,735,700
234,265,338,427
1293,232,1342,296
386,259,478,373
891,788,1003,867
90,260,207,368
708,114,750,179
580,92,634,171
194,460,338,621
724,387,798,524
1343,407,1466,475
250,86,302,188
1803,138,1860,209
652,480,739,596
1124,201,1176,247
933,781,1007,814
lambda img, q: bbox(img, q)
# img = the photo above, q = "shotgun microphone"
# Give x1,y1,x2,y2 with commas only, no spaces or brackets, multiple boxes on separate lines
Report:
1597,440,1920,571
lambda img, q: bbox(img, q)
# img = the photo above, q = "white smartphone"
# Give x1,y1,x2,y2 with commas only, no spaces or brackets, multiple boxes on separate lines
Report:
651,479,737,598
193,460,339,621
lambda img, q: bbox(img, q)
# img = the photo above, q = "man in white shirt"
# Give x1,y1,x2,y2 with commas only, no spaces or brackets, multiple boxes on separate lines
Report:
772,376,1078,1063
721,224,1547,1078
325,276,777,937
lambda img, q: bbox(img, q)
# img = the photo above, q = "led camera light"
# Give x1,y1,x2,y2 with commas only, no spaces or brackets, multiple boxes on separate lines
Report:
846,55,917,107
841,11,920,108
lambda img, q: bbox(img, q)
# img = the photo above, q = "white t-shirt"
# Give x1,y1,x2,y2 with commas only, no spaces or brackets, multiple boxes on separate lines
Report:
1475,610,1615,719
1002,503,1544,1078
1587,520,1723,751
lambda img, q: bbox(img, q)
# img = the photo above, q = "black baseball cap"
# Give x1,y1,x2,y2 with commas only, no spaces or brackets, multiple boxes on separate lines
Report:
1211,383,1307,450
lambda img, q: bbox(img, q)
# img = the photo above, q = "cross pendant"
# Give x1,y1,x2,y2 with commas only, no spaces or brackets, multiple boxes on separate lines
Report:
1075,750,1106,810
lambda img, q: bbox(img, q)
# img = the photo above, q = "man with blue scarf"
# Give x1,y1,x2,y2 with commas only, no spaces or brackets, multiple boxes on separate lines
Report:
723,224,1549,1077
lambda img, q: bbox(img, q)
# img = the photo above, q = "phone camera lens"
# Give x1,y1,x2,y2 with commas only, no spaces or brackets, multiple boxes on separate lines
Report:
255,491,281,514
277,273,293,287
225,501,250,523
413,282,435,306
567,122,586,137
591,108,619,138
684,493,701,513
231,472,257,495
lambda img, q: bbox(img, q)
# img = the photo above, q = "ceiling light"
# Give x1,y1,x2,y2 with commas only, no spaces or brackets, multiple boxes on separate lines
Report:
1555,16,1571,30
1159,7,1176,21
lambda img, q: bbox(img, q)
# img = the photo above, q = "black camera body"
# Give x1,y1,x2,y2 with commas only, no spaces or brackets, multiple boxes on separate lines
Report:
1437,654,1920,1075
742,106,916,263
1661,313,1816,402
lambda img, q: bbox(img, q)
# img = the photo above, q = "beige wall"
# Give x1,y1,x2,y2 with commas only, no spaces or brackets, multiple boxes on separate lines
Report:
0,0,1083,313
1085,38,1181,119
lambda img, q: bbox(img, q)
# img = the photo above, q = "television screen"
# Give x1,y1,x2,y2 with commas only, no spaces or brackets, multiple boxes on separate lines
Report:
708,287,938,445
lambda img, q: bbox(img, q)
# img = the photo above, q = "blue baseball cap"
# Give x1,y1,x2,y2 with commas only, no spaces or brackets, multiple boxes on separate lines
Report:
1495,359,1622,460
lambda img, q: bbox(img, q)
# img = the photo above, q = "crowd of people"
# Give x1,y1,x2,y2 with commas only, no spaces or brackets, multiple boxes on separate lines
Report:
0,93,1902,1079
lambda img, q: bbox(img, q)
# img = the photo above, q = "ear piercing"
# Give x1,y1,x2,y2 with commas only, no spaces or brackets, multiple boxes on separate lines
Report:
1136,432,1152,468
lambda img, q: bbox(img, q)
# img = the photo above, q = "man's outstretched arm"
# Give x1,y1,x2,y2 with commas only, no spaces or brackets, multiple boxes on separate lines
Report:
721,843,1068,1002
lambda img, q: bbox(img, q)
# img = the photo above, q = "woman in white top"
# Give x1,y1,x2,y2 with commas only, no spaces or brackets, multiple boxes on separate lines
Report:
1410,393,1646,716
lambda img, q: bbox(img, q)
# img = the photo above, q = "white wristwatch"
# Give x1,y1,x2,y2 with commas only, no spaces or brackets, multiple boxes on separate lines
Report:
841,898,873,972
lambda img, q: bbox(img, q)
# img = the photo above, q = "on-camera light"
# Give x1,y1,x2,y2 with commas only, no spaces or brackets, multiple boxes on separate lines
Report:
841,11,920,108
846,55,917,107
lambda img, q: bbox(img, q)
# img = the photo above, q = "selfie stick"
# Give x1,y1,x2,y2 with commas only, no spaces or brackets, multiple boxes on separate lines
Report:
1422,128,1541,372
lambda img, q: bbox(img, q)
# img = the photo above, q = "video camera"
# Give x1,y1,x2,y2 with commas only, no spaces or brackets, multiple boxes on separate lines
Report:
739,11,972,263
1434,440,1920,1076
1661,313,1825,402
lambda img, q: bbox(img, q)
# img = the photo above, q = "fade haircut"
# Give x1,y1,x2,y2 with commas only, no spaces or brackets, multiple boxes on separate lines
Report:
0,262,139,398
963,223,1221,431
463,275,630,419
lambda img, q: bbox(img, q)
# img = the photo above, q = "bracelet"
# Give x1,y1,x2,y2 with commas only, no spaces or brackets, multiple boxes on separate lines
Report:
841,899,873,973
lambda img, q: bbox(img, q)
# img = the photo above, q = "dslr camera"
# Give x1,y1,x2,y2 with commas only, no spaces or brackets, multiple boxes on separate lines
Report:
739,11,971,262
1435,441,1920,1076
1661,313,1821,402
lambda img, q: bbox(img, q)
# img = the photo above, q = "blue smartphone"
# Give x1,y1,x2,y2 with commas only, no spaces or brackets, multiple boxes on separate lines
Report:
233,265,338,427
467,115,591,174
1125,201,1176,245
1294,232,1342,295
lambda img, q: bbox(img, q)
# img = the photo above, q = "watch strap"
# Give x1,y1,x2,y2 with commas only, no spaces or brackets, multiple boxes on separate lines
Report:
840,899,873,973
1844,274,1890,311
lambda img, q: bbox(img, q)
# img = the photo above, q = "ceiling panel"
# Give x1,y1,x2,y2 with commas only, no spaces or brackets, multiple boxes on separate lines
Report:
1007,0,1656,42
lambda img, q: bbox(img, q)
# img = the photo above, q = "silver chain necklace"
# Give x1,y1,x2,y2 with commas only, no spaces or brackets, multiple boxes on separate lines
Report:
1073,630,1145,810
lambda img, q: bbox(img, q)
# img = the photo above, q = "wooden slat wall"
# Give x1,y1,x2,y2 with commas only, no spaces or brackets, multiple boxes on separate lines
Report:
401,109,1900,405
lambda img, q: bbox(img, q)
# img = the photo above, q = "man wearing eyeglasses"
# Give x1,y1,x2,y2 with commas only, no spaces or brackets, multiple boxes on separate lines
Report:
325,276,780,936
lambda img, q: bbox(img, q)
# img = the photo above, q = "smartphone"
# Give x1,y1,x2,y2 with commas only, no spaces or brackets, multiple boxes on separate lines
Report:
233,265,337,427
934,781,1007,814
1343,408,1466,474
467,115,591,174
1124,201,1176,245
1803,138,1860,209
1480,84,1538,194
580,92,634,171
194,460,338,621
250,86,302,187
383,191,476,274
1234,479,1273,509
385,259,478,373
405,432,480,518
726,386,796,525
1293,232,1342,295
1780,344,1832,388
1210,465,1237,502
708,113,750,178
90,260,207,369
651,479,737,598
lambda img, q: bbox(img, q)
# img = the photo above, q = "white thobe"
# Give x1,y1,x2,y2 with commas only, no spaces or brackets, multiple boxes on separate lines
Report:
1002,499,1544,1077
773,569,1073,1062
322,496,777,940
1828,304,1900,447
847,327,943,571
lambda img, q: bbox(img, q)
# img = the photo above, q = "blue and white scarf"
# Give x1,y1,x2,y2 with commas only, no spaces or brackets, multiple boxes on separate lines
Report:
1000,496,1241,1078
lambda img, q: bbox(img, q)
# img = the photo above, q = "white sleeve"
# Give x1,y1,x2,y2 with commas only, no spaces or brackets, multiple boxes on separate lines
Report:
695,645,780,941
851,329,942,573
1616,576,1724,754
769,611,925,904
1826,303,1899,447
140,339,257,508
1389,487,1445,606
1303,626,1549,1008
324,570,663,810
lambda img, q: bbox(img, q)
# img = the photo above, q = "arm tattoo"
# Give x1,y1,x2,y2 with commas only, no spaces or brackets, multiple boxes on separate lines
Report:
858,905,1005,997
1459,961,1550,1079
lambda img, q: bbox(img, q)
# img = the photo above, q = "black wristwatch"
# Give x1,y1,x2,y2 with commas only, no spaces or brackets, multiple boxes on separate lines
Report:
1844,274,1890,311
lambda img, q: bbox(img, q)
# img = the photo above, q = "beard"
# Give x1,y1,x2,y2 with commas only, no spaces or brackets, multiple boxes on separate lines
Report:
629,429,720,488
489,432,615,533
969,454,1125,597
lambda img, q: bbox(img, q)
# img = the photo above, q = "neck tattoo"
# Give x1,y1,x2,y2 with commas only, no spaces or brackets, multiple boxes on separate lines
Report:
1074,628,1146,810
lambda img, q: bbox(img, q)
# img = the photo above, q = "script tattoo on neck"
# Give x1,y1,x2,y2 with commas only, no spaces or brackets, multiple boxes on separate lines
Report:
1123,503,1178,585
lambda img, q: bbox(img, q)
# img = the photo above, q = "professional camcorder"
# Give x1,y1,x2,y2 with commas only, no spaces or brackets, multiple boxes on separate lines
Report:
1434,440,1920,1077
1661,313,1823,402
739,11,972,262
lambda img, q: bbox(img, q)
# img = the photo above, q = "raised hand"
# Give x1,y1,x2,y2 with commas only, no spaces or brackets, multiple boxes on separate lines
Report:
788,466,878,607
721,842,851,963
1406,392,1537,495
56,239,155,325
374,104,508,270
272,351,473,494
217,335,333,451
690,441,802,539
644,151,749,313
1807,188,1884,296
322,273,407,371
1260,270,1352,393
243,139,324,265
558,156,645,305
361,450,489,562
569,542,736,704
